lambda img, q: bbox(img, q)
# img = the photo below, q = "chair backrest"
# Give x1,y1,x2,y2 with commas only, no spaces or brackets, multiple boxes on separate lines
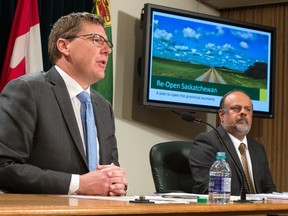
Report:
149,141,194,193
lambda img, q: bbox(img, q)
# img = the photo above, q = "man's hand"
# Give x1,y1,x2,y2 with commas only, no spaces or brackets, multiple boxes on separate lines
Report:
76,163,128,196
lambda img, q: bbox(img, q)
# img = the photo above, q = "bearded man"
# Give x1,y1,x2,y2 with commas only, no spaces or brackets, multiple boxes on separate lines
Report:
189,90,276,195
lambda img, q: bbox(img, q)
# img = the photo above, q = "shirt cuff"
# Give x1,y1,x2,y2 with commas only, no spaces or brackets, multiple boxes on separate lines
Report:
68,174,80,195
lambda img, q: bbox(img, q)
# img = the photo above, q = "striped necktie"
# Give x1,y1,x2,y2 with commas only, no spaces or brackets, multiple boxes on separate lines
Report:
77,91,98,171
238,143,256,194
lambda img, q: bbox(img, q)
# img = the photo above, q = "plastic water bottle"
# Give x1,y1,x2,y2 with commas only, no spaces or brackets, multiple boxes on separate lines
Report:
208,152,231,204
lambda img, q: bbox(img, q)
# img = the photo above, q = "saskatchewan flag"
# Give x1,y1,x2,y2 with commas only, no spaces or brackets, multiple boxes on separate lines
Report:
92,0,113,104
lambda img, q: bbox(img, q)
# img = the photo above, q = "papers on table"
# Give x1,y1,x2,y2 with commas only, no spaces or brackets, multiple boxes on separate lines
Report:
155,192,200,199
261,192,288,200
67,193,202,204
231,192,288,202
65,192,288,204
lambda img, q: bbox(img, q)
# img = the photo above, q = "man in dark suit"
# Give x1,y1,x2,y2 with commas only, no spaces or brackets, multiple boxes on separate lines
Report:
0,12,128,195
189,90,276,195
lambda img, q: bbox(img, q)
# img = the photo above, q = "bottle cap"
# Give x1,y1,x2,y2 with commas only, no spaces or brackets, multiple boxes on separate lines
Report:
216,152,226,159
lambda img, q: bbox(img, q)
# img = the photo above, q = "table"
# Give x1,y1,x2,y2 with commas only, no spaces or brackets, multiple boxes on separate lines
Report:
0,194,288,215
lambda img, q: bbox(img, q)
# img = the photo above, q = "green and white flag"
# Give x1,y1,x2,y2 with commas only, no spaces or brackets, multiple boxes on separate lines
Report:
92,0,113,104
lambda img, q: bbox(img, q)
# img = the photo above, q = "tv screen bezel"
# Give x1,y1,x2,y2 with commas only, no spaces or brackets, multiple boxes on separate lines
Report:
139,3,276,118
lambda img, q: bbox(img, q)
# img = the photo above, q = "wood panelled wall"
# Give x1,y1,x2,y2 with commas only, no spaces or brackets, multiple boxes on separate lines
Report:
220,3,288,192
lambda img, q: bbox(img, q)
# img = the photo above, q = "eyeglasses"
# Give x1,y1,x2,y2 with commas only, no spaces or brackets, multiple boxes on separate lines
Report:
66,33,113,49
225,105,252,113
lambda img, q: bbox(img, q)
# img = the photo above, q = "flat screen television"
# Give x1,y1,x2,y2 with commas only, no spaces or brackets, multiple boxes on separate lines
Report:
139,3,276,118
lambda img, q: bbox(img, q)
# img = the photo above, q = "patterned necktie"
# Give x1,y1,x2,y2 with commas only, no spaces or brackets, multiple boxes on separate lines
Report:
238,143,256,194
77,91,98,171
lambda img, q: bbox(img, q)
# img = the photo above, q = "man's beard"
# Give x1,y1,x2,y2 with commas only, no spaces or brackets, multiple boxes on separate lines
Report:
223,118,251,137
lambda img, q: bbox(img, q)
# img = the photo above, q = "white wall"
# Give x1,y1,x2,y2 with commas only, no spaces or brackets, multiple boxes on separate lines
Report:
110,0,219,196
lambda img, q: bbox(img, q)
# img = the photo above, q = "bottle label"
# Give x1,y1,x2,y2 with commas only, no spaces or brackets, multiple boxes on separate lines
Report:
209,176,231,193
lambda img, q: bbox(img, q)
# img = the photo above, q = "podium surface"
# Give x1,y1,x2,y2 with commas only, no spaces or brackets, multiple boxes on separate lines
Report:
0,194,288,215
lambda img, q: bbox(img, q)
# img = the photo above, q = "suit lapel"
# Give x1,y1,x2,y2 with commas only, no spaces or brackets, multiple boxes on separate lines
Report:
247,137,258,190
217,126,247,184
217,126,239,161
46,67,87,165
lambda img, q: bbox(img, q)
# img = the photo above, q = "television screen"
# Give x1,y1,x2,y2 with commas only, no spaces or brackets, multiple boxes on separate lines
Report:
139,3,276,118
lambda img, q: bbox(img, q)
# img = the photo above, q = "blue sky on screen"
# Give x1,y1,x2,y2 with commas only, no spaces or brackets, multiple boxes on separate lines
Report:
152,13,270,72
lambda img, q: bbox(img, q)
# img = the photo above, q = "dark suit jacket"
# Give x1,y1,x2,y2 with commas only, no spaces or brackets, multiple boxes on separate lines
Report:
0,66,119,194
189,125,276,195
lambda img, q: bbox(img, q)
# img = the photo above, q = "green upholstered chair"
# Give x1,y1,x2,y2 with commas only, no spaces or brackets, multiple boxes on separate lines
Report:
149,141,194,193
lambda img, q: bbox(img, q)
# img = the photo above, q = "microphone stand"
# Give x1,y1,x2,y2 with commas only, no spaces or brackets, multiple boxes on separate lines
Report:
180,112,252,203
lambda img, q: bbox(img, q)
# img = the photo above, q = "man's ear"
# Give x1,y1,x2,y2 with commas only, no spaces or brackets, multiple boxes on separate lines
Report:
56,38,70,56
218,109,225,122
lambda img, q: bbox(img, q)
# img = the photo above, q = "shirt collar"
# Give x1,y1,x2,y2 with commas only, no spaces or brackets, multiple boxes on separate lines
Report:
55,65,90,99
227,132,248,150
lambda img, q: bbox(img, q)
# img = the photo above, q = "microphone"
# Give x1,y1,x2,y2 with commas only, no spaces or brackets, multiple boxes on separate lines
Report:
181,112,217,130
181,112,251,203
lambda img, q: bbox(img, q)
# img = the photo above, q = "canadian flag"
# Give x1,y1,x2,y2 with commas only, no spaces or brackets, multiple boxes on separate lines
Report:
0,0,43,92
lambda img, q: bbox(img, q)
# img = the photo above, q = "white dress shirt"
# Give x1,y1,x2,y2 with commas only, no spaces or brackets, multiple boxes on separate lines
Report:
55,65,99,195
227,133,255,187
